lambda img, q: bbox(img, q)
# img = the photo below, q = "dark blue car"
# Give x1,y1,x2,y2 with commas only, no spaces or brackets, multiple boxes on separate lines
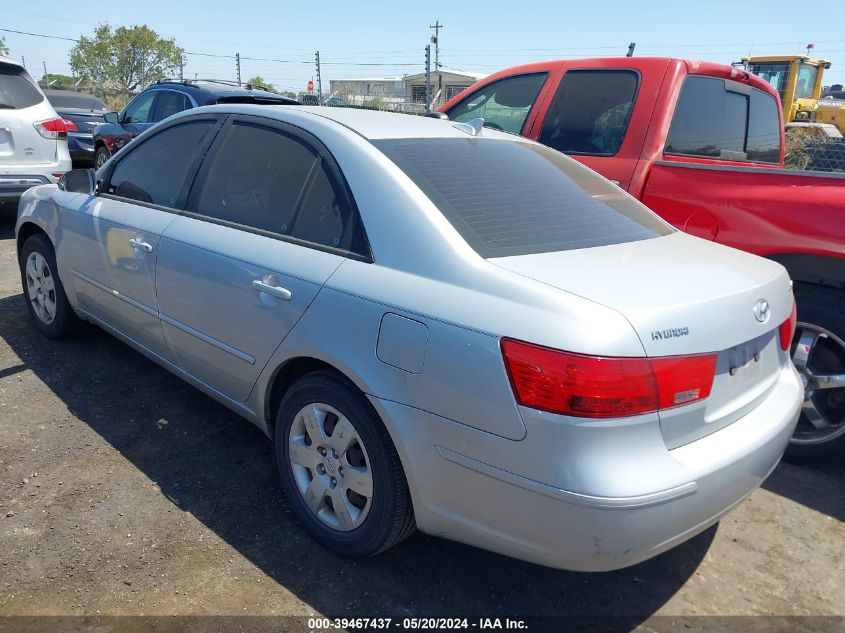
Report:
43,89,108,167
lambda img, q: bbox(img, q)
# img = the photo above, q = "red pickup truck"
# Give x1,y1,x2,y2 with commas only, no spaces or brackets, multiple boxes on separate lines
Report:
441,57,845,461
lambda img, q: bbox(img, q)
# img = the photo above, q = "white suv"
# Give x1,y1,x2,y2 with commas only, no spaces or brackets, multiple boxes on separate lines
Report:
0,56,71,203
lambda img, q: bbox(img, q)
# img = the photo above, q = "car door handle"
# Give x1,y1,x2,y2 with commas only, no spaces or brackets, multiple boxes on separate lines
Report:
128,237,153,253
252,278,292,301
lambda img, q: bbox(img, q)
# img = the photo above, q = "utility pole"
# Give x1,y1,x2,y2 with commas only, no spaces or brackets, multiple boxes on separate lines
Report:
42,61,47,77
235,52,242,85
627,42,636,57
315,51,323,104
429,19,443,69
20,55,25,69
179,53,185,81
424,45,431,113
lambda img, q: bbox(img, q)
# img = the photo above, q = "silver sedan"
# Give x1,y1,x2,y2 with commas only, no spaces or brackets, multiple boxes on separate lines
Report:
15,105,802,571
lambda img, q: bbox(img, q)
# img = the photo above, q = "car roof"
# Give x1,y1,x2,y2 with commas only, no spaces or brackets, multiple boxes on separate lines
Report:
148,80,298,104
209,104,520,141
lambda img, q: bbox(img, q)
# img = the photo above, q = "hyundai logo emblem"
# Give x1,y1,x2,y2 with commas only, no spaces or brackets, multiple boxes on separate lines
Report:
753,299,771,323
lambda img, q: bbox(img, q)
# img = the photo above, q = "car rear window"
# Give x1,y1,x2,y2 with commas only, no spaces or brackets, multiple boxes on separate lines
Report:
0,66,44,109
374,137,671,258
44,91,106,111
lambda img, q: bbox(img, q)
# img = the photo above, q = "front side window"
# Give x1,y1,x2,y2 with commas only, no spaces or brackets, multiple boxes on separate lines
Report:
665,76,780,164
375,138,671,258
539,70,639,156
108,120,215,207
446,73,547,134
123,92,156,124
195,122,365,254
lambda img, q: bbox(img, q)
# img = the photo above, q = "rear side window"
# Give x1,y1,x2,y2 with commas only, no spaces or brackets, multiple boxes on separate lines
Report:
447,73,547,134
375,138,671,258
539,70,639,156
665,76,780,163
194,121,366,254
0,66,44,109
108,120,215,207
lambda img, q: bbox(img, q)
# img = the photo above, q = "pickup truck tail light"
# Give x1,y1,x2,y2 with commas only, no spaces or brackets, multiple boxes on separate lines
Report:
501,338,716,419
33,117,68,140
779,301,798,351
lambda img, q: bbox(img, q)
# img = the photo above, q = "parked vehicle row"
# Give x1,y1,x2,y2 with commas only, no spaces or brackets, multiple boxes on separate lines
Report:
17,104,801,571
442,56,845,460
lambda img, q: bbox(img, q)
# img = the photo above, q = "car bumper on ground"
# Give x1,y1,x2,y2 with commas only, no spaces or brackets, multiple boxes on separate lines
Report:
373,363,803,572
1,153,71,203
68,134,96,165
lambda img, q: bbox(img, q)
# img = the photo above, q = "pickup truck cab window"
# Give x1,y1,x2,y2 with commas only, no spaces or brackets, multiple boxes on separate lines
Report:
107,120,216,207
665,75,780,164
538,70,639,156
447,73,548,134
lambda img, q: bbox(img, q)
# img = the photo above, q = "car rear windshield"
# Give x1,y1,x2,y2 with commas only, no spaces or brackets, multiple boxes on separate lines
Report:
44,91,106,110
0,66,44,109
373,137,671,258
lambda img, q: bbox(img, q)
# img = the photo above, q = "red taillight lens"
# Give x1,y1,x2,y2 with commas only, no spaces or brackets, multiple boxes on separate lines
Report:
779,301,798,351
61,117,79,132
501,338,716,419
33,117,68,140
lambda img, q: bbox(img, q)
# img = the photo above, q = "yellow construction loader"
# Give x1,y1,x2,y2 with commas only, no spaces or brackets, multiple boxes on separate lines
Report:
743,55,845,135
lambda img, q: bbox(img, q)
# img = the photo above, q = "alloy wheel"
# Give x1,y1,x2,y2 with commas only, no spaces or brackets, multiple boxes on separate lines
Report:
791,322,845,445
288,402,374,531
25,252,57,325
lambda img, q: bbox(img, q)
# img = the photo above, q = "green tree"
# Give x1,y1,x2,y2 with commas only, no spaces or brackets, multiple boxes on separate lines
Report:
0,35,9,57
70,24,182,100
246,75,277,93
40,73,80,90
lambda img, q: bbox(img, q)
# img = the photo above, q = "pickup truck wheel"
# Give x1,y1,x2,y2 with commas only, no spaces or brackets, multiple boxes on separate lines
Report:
274,370,415,557
784,284,845,463
19,233,79,339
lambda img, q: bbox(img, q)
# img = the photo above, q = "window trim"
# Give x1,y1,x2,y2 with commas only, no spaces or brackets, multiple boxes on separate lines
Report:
99,114,226,212
184,113,373,263
538,68,641,158
663,75,782,165
444,72,550,136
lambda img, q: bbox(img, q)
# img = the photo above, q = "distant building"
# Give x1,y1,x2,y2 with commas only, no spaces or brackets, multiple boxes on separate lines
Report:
403,70,487,107
328,76,405,102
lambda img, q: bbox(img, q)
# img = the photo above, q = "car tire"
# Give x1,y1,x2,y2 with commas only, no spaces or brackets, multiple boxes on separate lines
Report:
94,146,111,169
19,233,79,339
274,370,415,557
784,283,845,463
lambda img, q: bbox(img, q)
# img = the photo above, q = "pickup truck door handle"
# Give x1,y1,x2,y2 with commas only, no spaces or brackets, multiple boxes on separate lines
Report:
128,237,153,253
252,278,292,301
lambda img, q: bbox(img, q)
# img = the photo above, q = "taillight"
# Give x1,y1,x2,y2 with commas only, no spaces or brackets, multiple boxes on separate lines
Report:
61,117,79,132
501,338,716,419
779,301,797,351
33,117,68,140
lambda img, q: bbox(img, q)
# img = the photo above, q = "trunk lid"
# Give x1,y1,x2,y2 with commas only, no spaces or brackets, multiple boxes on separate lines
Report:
490,231,794,447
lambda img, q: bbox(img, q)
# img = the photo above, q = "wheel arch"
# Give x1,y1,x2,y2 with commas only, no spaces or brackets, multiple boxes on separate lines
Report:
16,221,51,261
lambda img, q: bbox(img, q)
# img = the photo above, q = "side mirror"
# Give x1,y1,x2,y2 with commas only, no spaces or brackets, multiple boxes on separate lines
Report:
58,168,97,195
424,111,449,120
103,111,120,124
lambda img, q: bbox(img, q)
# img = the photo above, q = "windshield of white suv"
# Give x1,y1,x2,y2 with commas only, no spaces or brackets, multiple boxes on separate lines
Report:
374,137,672,258
0,66,44,109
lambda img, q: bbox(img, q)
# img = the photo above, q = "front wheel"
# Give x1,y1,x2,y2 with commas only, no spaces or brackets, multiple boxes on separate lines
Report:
19,233,79,339
94,146,111,169
784,283,845,463
274,370,415,557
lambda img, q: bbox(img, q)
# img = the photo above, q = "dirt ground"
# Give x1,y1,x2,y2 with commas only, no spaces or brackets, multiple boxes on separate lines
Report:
0,202,843,630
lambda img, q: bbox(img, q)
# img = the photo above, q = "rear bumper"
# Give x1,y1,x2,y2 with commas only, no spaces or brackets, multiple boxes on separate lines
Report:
372,363,802,571
68,134,95,163
0,153,71,202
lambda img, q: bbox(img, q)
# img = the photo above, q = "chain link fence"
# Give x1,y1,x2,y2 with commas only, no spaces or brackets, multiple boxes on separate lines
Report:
785,127,845,173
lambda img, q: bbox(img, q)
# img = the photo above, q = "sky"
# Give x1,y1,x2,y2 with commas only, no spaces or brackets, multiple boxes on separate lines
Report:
2,0,844,91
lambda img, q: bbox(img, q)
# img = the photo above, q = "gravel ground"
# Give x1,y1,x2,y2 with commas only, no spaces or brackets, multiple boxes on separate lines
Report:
0,202,843,630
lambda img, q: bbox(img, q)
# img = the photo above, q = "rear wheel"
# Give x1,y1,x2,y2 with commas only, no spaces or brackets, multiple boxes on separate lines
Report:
274,370,415,556
784,283,845,463
19,233,79,339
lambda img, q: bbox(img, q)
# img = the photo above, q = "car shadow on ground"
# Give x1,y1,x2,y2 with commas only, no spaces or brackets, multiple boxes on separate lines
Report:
0,204,16,240
0,293,723,623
